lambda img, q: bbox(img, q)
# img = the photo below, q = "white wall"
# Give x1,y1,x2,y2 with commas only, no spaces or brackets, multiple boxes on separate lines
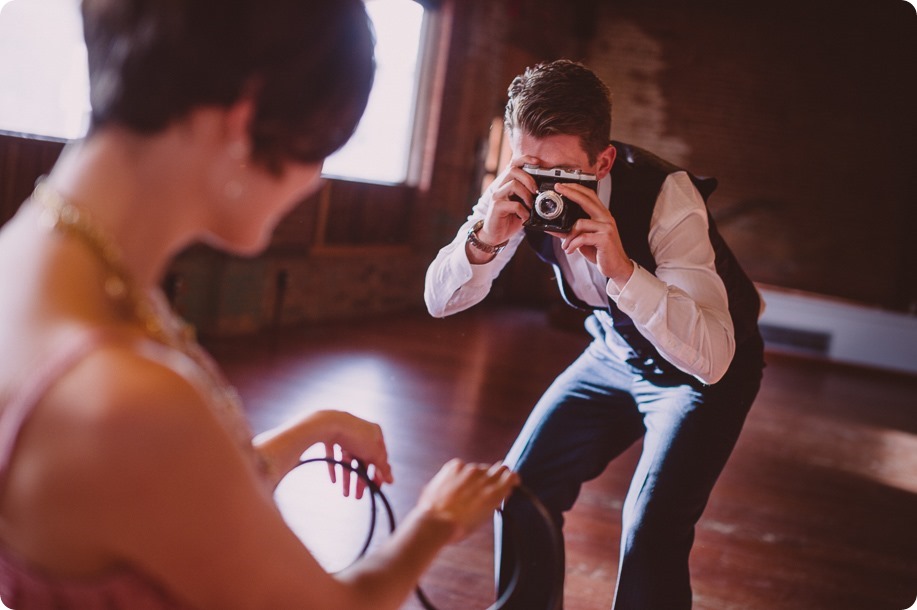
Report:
757,284,917,376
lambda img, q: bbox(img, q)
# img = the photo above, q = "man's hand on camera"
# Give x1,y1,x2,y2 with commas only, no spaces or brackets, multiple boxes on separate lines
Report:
466,157,539,263
479,157,539,243
548,182,634,287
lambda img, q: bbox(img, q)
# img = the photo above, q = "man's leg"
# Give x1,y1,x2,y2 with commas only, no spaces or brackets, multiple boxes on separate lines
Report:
496,345,645,610
613,344,764,609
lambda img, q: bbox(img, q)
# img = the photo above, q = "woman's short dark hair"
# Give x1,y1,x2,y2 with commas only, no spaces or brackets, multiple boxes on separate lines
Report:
504,60,612,165
81,0,375,173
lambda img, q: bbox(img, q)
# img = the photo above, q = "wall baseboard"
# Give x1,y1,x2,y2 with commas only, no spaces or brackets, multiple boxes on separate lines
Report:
756,284,917,376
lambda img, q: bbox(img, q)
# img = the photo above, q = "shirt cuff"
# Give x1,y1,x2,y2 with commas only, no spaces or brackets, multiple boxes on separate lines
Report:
444,233,500,286
606,262,668,326
605,259,637,298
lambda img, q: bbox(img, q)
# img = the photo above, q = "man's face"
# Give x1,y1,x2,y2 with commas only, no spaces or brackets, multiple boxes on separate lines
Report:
510,131,614,179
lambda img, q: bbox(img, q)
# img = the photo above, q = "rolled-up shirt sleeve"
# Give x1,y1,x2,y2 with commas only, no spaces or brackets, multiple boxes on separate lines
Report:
605,172,736,384
424,210,525,318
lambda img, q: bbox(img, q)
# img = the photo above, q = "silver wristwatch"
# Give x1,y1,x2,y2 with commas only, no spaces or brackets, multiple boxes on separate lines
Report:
466,220,509,255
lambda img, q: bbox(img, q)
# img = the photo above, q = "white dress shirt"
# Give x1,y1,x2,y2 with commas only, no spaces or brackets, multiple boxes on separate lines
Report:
424,171,740,384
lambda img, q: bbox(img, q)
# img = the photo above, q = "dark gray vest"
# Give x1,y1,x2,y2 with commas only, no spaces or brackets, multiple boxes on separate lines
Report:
525,141,761,381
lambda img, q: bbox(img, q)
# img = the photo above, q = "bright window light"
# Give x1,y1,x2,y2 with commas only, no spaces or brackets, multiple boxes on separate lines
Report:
0,0,427,185
322,0,426,184
0,0,90,140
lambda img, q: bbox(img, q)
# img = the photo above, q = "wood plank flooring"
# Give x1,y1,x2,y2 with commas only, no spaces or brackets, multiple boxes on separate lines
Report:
204,305,917,610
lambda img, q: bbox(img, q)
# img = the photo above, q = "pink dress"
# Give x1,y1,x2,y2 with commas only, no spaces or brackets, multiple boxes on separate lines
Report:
0,332,203,609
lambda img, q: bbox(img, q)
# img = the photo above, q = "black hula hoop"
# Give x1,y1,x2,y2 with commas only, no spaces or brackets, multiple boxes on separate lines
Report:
290,457,563,610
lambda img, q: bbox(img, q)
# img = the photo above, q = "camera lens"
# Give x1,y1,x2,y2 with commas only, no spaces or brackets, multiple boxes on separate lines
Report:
535,191,564,220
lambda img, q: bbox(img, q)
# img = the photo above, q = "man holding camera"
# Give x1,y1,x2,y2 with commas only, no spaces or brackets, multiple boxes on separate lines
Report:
424,59,765,609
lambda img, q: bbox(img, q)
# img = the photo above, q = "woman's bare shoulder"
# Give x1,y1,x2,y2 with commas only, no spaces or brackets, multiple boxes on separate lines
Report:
38,336,211,444
13,336,331,608
10,337,230,515
1,334,244,573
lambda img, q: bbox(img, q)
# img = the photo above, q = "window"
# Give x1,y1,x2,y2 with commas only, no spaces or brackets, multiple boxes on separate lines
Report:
0,0,429,184
0,0,90,140
322,0,427,185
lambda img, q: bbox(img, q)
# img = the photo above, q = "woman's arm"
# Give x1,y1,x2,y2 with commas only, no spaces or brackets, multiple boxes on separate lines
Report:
253,409,393,492
36,347,515,610
334,459,517,608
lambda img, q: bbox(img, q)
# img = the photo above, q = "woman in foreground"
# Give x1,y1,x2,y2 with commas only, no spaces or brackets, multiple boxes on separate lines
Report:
0,1,517,608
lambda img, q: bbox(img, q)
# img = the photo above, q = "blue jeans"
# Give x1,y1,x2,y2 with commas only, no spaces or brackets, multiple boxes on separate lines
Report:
495,315,764,609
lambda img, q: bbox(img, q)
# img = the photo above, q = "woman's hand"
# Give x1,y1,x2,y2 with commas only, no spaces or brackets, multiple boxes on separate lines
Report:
253,409,393,495
319,410,393,499
415,459,519,543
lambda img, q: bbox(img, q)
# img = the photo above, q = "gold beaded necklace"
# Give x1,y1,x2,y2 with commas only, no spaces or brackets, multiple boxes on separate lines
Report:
28,181,256,449
31,180,174,342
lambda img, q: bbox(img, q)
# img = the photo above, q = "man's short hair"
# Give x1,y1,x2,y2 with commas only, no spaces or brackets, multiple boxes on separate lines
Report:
504,59,612,165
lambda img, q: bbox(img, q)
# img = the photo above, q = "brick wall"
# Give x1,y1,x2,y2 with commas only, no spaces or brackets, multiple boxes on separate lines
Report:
582,0,915,310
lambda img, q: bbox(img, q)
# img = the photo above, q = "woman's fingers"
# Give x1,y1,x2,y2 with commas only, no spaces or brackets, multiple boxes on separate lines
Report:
418,459,519,542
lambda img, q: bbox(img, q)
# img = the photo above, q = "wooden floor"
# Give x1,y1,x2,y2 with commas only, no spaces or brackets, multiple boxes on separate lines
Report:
204,305,917,610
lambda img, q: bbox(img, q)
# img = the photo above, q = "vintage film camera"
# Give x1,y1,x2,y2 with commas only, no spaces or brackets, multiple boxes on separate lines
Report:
521,165,597,233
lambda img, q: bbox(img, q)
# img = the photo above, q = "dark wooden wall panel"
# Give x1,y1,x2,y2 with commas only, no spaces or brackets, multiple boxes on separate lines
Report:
0,133,64,224
322,181,415,247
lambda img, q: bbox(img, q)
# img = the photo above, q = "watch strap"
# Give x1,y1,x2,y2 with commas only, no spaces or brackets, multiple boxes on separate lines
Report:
466,220,509,255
